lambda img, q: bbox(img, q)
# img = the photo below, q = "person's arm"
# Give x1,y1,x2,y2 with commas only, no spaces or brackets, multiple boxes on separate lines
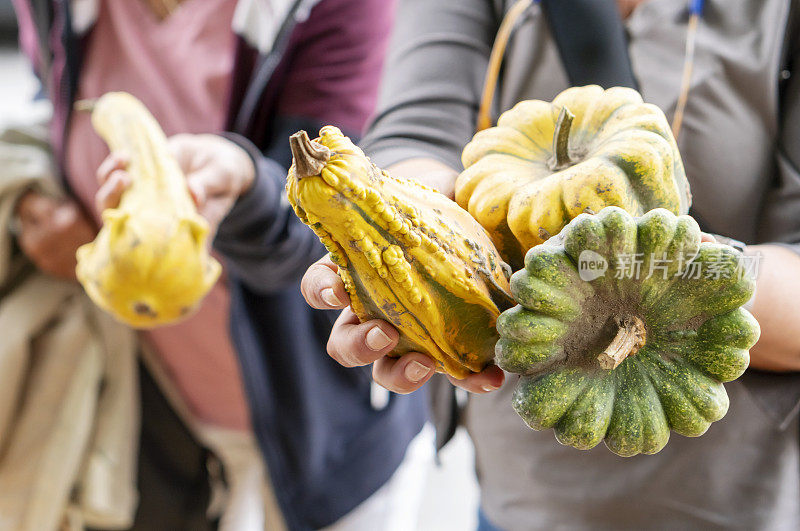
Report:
743,34,800,372
211,132,327,293
745,245,800,371
302,0,508,394
212,0,396,293
359,0,498,174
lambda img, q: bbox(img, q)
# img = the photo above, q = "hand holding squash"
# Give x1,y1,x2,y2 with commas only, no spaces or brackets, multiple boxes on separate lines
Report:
77,92,252,328
301,253,507,394
95,134,255,233
15,192,96,280
288,126,513,380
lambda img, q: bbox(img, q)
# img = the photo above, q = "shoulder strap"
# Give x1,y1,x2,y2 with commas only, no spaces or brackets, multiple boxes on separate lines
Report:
476,0,638,132
540,0,639,90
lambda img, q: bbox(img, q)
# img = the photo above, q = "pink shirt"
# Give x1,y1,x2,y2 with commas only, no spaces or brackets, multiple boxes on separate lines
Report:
66,0,249,430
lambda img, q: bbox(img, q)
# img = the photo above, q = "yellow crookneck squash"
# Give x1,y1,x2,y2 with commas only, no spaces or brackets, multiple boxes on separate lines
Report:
76,92,221,328
456,85,692,267
286,126,513,378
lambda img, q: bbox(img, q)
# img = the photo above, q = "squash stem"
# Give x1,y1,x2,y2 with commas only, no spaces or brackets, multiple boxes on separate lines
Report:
74,99,97,113
598,315,646,370
290,131,331,178
548,106,575,171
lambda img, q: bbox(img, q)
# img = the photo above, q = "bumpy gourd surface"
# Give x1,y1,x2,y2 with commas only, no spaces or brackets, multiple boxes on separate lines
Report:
76,92,220,328
497,207,759,456
286,127,513,378
457,85,692,267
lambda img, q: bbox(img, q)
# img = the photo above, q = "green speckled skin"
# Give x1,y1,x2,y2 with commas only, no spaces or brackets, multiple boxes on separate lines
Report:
497,206,760,457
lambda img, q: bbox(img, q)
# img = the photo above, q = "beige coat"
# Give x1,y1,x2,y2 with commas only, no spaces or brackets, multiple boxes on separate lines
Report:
0,123,139,530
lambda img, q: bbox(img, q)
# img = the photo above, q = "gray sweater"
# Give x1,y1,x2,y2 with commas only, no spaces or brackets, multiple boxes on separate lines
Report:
361,0,800,529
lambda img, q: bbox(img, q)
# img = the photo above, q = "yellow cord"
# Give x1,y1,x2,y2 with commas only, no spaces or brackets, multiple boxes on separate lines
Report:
671,13,700,140
476,0,533,132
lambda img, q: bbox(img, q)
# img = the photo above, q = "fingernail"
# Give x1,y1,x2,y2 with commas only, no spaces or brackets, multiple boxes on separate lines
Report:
404,361,432,383
320,288,342,307
365,326,393,351
481,384,500,392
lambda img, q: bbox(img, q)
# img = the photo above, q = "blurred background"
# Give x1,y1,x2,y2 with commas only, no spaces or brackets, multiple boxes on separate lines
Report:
1,0,44,129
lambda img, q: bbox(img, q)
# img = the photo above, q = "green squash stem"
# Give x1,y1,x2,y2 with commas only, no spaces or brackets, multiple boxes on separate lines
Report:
598,315,647,370
548,106,575,171
290,130,331,178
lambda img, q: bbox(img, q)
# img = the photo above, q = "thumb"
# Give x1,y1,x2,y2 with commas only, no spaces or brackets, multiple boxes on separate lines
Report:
167,134,197,174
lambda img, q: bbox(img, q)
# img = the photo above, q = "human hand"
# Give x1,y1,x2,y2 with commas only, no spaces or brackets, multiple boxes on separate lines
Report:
96,134,256,234
301,255,506,394
15,191,96,280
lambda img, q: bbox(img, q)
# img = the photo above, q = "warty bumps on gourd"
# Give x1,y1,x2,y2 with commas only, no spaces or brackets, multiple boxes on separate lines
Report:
286,126,514,379
75,92,221,328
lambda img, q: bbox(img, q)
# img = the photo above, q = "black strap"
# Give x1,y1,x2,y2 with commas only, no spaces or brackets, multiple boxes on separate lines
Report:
540,0,639,90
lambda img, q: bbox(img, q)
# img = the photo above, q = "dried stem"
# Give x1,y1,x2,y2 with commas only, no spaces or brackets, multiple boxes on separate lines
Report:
289,131,331,178
548,106,575,171
597,315,646,370
74,99,97,112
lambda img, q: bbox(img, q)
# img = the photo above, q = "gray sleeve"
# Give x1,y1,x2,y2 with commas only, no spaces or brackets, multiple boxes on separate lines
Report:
359,0,499,170
214,133,326,294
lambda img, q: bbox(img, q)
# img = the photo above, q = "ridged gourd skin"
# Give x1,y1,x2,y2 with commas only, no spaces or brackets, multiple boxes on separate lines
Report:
286,127,514,379
457,85,692,268
75,92,221,328
497,206,760,456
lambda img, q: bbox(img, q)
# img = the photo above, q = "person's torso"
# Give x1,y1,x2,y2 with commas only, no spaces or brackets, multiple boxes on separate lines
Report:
471,1,800,529
468,379,800,530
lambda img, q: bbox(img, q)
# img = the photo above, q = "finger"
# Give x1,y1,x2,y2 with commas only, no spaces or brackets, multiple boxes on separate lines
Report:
96,152,129,185
372,353,436,394
167,134,196,170
14,190,39,223
51,200,79,231
186,166,233,211
301,255,348,309
17,219,45,262
95,170,131,212
445,364,505,394
700,232,717,243
17,193,56,226
326,308,399,367
187,179,206,209
187,165,231,199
